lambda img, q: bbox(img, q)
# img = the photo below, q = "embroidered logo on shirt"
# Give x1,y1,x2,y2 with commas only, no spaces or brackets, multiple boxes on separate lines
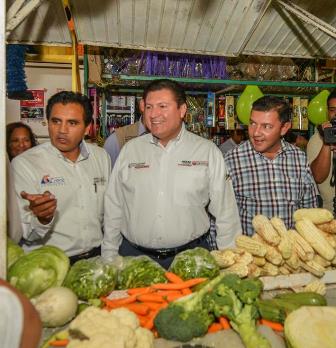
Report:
128,162,150,169
41,175,65,186
178,160,209,167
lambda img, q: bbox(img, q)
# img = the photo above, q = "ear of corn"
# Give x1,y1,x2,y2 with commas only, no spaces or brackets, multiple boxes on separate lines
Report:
260,262,279,276
303,280,326,296
279,266,291,275
313,254,331,268
252,215,281,246
316,219,336,234
211,250,236,268
299,260,325,277
247,263,261,278
277,233,293,260
235,235,267,257
295,218,335,261
319,230,336,248
234,251,253,265
264,245,283,266
289,229,314,261
221,262,249,278
293,208,333,224
286,252,300,270
270,216,288,236
253,256,266,267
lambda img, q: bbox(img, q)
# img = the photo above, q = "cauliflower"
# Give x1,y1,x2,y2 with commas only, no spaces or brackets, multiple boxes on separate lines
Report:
67,306,154,348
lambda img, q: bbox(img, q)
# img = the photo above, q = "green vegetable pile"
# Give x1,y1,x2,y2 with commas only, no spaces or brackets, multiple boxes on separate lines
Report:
8,245,69,298
7,238,24,268
169,247,220,280
117,256,167,289
154,273,270,348
64,257,117,300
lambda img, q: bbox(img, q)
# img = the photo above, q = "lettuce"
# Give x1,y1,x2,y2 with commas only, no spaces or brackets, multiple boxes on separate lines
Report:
7,238,24,268
8,245,69,298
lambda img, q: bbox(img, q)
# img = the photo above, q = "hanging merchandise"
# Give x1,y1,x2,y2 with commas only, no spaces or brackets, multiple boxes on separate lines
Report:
225,96,236,130
307,90,330,125
217,96,225,128
206,92,216,127
292,97,309,130
236,86,263,125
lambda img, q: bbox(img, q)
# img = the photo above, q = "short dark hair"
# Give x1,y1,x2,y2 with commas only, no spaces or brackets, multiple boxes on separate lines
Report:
142,79,186,107
327,90,336,105
6,122,37,160
252,96,290,123
46,91,93,126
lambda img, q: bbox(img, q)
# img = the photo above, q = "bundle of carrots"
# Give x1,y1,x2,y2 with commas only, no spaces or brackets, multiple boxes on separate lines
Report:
100,272,207,332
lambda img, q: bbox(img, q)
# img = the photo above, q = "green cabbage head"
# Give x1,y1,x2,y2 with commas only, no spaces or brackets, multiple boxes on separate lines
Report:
8,245,69,298
7,238,24,268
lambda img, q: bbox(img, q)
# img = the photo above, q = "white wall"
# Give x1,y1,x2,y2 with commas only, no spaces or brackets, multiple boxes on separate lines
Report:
6,63,84,138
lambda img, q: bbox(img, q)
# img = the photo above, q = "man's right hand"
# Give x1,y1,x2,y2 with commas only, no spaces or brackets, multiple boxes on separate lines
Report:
21,191,57,225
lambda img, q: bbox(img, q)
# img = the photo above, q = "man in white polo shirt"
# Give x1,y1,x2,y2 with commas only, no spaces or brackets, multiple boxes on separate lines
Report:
12,91,111,263
102,79,242,268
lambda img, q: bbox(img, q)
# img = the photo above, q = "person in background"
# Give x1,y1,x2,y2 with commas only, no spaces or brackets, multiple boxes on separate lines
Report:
102,79,242,268
6,122,37,160
0,278,42,348
219,128,245,155
225,96,318,235
307,90,336,214
285,130,308,151
11,91,111,264
103,102,147,167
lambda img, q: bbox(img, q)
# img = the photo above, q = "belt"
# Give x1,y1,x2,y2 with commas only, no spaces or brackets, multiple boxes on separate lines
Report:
124,232,210,259
69,246,101,265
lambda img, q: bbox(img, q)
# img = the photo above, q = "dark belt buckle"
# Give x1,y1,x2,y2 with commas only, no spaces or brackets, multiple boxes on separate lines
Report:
155,248,175,259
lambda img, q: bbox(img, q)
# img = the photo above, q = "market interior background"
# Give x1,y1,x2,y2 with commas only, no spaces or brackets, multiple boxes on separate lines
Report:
2,0,336,276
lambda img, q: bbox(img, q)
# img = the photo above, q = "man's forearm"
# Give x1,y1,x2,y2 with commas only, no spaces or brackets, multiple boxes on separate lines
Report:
311,145,332,183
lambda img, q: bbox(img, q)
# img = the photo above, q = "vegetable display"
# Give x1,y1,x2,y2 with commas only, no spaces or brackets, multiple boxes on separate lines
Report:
7,238,24,268
117,256,167,290
32,287,78,327
64,257,117,300
284,306,336,348
169,247,220,280
154,273,270,347
8,245,69,298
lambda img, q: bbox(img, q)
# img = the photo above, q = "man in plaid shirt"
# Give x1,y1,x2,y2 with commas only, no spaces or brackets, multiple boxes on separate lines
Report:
225,96,318,236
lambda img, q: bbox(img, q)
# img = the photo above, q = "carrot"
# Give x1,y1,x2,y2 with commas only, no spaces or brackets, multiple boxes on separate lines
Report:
219,316,231,329
164,272,184,283
207,322,222,333
165,293,184,302
102,294,137,307
137,314,150,326
156,290,182,296
181,288,192,295
124,303,150,316
127,287,153,295
260,319,284,332
152,278,207,290
48,339,69,347
142,301,165,311
143,309,161,330
137,293,167,303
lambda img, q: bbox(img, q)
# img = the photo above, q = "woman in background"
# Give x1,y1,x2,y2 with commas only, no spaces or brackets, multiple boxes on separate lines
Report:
6,122,37,160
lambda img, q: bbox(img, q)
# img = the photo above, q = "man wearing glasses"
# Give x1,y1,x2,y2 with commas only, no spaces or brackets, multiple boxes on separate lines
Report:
307,90,336,214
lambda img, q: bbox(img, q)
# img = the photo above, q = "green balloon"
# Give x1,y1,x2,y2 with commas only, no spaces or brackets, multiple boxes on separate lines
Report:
307,90,330,125
236,86,264,125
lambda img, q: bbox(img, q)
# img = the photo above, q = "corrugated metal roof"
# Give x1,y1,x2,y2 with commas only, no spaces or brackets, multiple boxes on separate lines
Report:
6,0,336,59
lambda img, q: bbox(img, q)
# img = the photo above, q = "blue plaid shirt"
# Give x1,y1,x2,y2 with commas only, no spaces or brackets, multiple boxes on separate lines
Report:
224,140,318,236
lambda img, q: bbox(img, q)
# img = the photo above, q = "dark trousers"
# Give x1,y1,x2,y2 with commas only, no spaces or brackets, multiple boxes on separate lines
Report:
118,235,211,269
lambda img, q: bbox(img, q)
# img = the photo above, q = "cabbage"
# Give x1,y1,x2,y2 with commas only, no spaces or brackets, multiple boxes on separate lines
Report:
7,238,24,268
284,306,336,348
64,257,117,300
8,245,69,298
117,256,167,290
169,247,220,280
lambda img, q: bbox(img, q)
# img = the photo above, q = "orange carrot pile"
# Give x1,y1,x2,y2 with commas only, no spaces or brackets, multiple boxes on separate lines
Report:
207,316,231,334
48,339,69,347
259,318,284,332
101,272,207,331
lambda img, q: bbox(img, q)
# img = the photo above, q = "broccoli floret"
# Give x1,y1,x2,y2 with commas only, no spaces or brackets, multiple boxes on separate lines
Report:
235,278,263,304
154,273,226,342
154,304,212,342
231,305,271,348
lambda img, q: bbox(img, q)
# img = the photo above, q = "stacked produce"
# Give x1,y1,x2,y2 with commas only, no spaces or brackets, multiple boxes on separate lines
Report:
212,208,336,278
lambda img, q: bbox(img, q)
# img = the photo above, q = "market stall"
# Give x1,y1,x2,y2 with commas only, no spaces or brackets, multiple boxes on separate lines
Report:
3,1,336,347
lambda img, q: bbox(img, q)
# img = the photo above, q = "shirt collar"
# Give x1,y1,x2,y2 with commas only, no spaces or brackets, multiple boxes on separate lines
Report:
249,138,291,160
149,123,185,147
50,140,89,162
139,119,147,136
